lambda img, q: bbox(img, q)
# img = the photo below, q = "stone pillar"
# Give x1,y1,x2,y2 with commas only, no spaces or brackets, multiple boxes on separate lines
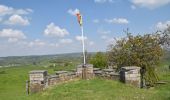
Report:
29,70,47,93
120,66,141,88
86,64,94,79
76,65,83,78
76,64,94,80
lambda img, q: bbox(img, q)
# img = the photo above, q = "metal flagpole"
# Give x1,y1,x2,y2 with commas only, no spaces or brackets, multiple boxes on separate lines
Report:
81,25,86,65
78,14,86,79
76,12,86,65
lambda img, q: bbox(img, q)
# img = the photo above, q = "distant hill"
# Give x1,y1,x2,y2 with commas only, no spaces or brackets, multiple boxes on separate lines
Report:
0,51,169,67
0,52,95,67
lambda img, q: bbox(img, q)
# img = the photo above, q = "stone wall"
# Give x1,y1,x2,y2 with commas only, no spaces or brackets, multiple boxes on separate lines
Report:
48,71,78,86
93,68,120,81
29,64,94,93
28,65,142,93
29,70,80,93
93,67,141,87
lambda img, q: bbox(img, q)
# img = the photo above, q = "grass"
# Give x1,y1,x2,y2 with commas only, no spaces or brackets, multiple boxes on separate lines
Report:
27,76,170,100
27,78,164,100
0,64,170,100
0,66,55,100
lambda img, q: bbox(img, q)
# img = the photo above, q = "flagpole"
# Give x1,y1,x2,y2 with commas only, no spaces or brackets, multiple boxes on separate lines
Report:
76,12,86,65
81,25,86,65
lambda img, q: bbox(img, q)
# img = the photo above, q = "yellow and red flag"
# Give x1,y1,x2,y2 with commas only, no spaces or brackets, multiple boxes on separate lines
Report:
76,12,83,26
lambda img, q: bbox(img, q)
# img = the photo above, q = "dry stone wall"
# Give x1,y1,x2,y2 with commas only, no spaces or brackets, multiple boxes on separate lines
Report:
93,68,120,80
93,66,141,87
29,64,94,93
28,65,141,93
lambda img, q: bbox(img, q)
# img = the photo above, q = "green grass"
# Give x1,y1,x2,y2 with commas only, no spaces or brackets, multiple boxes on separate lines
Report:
0,66,55,100
0,65,170,100
28,78,170,100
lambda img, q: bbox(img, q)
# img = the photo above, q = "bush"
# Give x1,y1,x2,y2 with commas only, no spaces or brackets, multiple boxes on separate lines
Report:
107,32,168,85
90,52,108,68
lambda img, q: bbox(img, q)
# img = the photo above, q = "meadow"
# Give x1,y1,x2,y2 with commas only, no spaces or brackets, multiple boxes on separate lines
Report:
0,62,169,100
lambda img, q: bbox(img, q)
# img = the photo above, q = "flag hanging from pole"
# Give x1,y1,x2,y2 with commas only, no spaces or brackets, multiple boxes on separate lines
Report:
76,12,83,26
76,11,86,65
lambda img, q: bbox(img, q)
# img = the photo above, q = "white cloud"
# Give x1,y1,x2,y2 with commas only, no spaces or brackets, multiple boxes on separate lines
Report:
49,43,59,47
0,29,26,41
101,35,108,39
75,35,94,46
105,18,129,24
130,0,170,9
105,37,121,44
0,4,33,16
0,5,32,26
89,41,95,46
55,43,59,47
94,0,114,3
5,14,29,25
93,19,99,23
106,38,115,44
75,35,88,41
44,22,69,37
59,39,73,44
98,30,111,34
68,8,80,16
19,39,59,48
28,39,46,47
156,21,170,30
26,9,33,13
8,38,19,43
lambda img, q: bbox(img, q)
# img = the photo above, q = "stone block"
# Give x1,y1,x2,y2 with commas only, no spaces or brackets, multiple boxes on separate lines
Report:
120,66,141,87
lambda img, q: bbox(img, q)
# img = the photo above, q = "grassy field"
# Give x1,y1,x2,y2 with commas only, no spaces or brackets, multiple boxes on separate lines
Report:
0,63,170,100
28,78,170,100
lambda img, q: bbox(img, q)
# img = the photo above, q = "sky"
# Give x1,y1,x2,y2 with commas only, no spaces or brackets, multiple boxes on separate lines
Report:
0,0,170,57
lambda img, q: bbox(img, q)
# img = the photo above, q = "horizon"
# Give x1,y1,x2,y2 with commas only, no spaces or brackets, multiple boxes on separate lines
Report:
0,51,97,58
0,0,170,57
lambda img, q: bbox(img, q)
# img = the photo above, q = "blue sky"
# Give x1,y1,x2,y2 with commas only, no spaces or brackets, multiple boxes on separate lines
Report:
0,0,170,57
